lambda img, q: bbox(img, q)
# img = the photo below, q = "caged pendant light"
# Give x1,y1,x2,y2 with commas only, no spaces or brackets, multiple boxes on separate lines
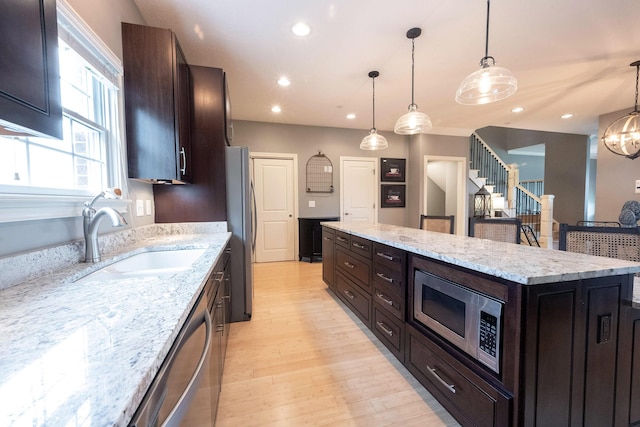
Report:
455,0,517,105
360,71,389,150
394,27,432,135
601,60,640,160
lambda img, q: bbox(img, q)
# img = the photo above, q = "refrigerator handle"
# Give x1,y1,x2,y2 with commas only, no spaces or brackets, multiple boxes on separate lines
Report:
250,180,257,254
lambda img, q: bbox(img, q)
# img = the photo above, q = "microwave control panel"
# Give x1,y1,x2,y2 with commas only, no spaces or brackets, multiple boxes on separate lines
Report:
479,311,498,357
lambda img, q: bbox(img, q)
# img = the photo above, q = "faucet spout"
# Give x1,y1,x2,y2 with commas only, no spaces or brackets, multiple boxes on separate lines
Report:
84,207,127,263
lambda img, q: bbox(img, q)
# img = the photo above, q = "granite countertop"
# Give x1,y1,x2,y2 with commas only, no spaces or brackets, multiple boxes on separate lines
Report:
324,222,640,302
0,223,231,426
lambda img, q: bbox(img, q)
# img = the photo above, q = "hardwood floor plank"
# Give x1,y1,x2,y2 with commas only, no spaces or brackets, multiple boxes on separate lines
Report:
216,261,459,426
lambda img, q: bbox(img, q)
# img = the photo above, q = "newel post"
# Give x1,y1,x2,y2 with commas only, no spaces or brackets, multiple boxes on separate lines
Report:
507,164,519,210
539,195,555,249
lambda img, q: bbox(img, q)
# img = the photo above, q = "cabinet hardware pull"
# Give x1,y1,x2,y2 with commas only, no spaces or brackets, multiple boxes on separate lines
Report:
323,237,332,241
352,242,366,249
376,272,393,283
180,146,187,175
376,252,394,261
344,290,355,300
375,291,394,306
343,261,355,269
216,325,224,332
427,365,456,394
337,236,348,242
376,321,394,337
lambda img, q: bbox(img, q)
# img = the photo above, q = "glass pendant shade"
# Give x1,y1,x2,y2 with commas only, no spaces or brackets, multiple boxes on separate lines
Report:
360,128,388,150
601,60,640,160
394,104,432,135
456,58,517,105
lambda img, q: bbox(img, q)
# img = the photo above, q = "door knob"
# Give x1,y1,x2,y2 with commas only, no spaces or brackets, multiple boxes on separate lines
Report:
289,214,292,217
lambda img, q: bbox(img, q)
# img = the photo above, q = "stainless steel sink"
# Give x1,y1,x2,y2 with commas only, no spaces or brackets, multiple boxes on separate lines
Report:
76,248,206,282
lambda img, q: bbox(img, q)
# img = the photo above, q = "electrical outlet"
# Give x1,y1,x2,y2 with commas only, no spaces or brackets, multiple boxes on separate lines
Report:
136,200,144,216
145,199,152,215
309,200,315,208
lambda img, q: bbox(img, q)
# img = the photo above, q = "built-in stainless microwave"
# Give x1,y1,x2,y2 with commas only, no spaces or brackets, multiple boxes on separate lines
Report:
413,269,503,373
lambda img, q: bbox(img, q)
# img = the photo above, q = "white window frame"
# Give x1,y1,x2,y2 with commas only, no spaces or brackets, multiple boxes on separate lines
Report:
0,0,129,223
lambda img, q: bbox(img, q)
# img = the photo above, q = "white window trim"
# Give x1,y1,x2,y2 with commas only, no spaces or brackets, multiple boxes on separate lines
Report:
0,0,130,223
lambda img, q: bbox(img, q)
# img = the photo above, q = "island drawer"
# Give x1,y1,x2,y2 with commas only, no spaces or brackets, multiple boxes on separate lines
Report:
336,247,371,293
350,235,372,259
373,284,404,321
373,242,406,272
372,262,404,297
406,325,511,427
335,230,351,249
373,303,405,362
335,271,371,328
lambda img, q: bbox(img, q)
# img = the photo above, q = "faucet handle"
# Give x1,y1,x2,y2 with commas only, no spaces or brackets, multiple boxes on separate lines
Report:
85,188,122,208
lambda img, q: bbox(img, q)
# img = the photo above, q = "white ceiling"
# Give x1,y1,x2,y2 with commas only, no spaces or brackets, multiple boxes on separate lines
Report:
131,0,640,138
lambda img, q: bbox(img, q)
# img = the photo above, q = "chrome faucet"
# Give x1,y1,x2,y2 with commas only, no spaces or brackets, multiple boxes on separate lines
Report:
83,189,127,263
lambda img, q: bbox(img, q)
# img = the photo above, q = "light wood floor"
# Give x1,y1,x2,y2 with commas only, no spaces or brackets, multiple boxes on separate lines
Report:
215,261,460,427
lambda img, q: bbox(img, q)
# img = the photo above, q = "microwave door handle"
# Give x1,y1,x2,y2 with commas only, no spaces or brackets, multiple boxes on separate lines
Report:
161,310,212,427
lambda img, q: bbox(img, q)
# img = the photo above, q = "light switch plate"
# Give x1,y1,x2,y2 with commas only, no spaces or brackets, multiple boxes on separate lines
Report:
635,179,640,194
136,200,144,216
309,200,315,208
145,199,152,215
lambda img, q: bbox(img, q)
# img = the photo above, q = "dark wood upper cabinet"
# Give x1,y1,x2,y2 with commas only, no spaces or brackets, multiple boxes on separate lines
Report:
122,23,191,183
0,0,62,139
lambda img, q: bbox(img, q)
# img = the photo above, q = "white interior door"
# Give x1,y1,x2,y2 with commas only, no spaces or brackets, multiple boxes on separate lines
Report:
253,156,296,262
340,157,377,223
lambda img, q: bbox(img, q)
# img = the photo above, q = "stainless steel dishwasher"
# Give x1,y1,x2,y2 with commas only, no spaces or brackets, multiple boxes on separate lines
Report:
129,276,215,427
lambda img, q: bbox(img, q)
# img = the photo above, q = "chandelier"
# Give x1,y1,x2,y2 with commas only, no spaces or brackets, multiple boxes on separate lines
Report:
601,60,640,160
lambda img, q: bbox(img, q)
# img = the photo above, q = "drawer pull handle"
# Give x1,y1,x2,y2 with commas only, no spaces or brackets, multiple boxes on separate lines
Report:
376,252,394,261
344,290,355,300
323,237,332,241
376,321,394,337
343,261,355,269
427,365,456,394
337,236,348,242
352,242,366,249
375,291,394,306
376,272,393,283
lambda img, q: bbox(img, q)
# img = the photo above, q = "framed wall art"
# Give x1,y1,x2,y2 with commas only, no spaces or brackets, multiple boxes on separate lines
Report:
381,158,406,182
381,184,406,208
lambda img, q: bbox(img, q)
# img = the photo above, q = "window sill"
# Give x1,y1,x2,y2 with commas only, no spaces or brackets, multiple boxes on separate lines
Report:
0,193,131,223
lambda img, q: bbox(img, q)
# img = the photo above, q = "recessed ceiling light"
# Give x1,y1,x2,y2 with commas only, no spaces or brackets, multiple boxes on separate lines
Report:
271,105,282,113
346,113,356,120
511,107,524,113
561,113,573,119
291,22,311,37
277,77,291,87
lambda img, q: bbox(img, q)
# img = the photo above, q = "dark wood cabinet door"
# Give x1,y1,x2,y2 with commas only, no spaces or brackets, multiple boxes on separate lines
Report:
321,227,335,287
122,23,191,182
0,0,62,138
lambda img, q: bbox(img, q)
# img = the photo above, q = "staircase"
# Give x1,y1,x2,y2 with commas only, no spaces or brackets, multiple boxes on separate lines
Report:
469,132,556,248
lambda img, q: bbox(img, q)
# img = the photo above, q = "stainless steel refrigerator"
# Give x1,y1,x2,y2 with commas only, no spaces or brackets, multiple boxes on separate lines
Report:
225,146,254,322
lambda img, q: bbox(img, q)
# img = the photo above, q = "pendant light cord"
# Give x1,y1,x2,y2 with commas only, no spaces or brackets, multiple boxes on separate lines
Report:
372,75,376,130
635,63,639,112
411,37,416,106
484,0,491,60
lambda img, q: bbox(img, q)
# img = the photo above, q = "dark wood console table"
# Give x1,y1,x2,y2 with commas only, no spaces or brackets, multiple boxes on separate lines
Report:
298,217,339,262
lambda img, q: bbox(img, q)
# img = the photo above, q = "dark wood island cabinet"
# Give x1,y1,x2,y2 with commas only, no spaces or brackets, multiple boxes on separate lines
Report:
322,222,640,427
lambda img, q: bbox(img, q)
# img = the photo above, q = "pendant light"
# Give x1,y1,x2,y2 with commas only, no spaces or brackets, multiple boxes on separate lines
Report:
394,27,432,135
601,60,640,160
360,71,388,150
455,0,517,105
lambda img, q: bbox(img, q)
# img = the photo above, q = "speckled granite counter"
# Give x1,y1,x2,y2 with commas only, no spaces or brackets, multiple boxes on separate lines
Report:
0,223,231,426
323,222,640,305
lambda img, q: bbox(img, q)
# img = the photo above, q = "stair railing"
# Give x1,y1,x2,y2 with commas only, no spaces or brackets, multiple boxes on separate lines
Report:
470,133,509,198
515,185,542,234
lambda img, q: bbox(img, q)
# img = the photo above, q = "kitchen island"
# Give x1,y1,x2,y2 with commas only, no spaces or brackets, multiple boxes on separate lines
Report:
322,221,640,427
0,223,230,426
